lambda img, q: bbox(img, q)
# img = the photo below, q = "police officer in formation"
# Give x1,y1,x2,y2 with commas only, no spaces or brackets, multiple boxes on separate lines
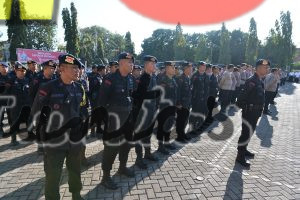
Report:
263,68,280,115
25,60,38,82
3,62,31,145
175,61,193,142
236,59,270,168
0,52,275,198
134,55,160,169
156,61,178,154
191,61,210,131
97,52,135,190
31,54,87,200
0,62,10,137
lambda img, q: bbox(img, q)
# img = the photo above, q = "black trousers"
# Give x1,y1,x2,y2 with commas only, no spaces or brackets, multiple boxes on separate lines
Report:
102,137,131,171
135,136,151,160
9,106,31,141
220,89,231,112
264,91,275,111
102,110,131,171
237,109,261,152
134,106,156,159
157,107,176,144
44,147,82,200
176,107,190,139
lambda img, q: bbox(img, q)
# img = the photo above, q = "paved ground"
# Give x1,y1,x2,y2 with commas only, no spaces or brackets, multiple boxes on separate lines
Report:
0,82,299,200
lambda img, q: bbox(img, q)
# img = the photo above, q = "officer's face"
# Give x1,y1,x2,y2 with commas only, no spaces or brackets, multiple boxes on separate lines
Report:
120,59,134,74
145,61,156,74
133,69,141,77
166,65,175,76
257,64,269,76
0,66,8,75
110,65,118,73
61,64,80,81
44,66,55,77
198,65,206,73
184,66,193,76
16,69,26,79
28,63,37,72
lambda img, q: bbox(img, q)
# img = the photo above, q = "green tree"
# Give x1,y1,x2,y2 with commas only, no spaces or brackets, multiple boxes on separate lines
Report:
206,30,221,63
62,7,72,54
26,20,57,51
218,23,231,64
5,0,28,61
280,11,295,66
230,29,248,65
173,23,186,60
141,29,175,61
62,2,79,56
245,18,259,65
70,2,79,56
194,34,210,62
124,31,135,54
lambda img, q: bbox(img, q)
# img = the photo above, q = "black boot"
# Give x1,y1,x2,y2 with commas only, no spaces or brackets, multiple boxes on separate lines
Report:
72,192,84,200
101,170,118,190
0,126,4,137
10,132,19,146
245,149,255,159
23,131,36,141
117,163,135,177
165,143,176,150
158,142,169,155
144,148,158,161
135,158,147,169
236,151,250,168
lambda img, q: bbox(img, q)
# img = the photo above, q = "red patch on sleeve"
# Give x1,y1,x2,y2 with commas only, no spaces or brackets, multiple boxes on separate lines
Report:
104,80,112,85
39,90,48,96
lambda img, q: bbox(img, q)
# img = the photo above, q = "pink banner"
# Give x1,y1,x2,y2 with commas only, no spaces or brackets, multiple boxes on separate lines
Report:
16,48,64,64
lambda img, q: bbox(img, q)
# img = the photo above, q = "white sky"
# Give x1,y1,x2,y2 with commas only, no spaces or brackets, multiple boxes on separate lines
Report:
0,0,299,53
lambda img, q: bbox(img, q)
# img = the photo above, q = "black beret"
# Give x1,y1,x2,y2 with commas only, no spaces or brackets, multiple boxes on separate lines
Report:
228,64,235,69
133,65,142,70
97,65,106,70
0,62,9,68
197,61,206,66
27,60,37,65
42,60,57,68
181,61,193,70
14,61,26,70
109,61,119,67
206,63,212,68
92,64,98,69
256,59,270,67
164,61,176,67
58,54,82,68
143,55,158,63
118,52,134,63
